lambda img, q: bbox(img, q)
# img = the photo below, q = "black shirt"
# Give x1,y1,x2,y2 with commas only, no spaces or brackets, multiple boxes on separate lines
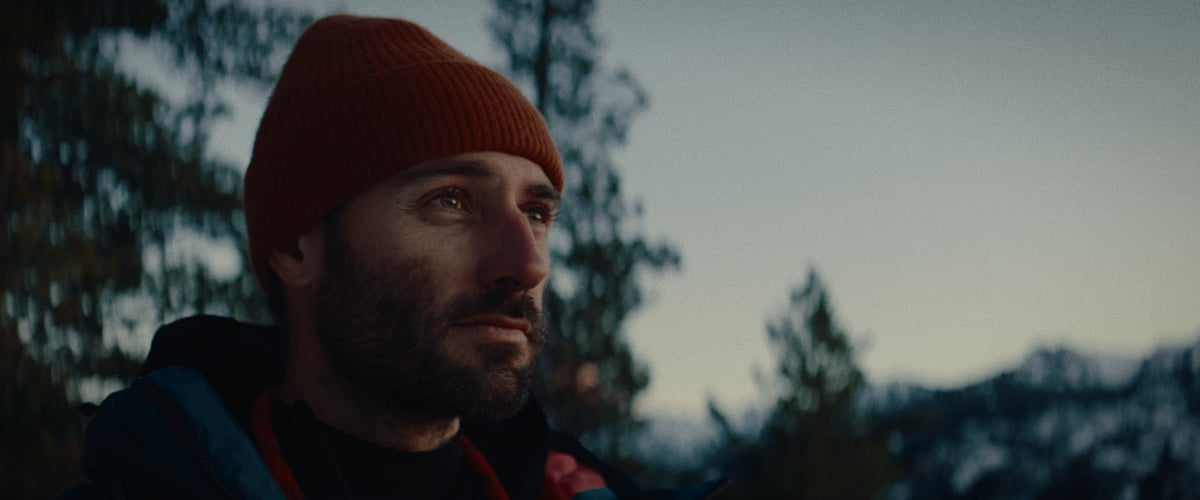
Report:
270,399,484,500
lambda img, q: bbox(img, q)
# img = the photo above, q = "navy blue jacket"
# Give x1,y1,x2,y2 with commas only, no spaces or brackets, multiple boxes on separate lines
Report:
61,315,724,499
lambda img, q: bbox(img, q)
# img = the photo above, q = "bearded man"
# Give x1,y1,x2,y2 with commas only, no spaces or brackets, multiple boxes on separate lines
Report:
62,14,722,500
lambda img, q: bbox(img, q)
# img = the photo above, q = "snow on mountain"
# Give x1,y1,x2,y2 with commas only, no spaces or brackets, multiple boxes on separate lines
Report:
1009,345,1139,390
872,336,1200,499
634,336,1200,498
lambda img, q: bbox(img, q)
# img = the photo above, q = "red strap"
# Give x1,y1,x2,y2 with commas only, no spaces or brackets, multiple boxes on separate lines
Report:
460,436,511,500
252,387,306,500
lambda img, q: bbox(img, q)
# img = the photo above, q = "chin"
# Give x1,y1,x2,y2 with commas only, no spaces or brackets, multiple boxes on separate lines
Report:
472,362,536,417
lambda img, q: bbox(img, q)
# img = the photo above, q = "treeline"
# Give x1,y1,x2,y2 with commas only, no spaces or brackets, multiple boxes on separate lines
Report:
638,285,1200,499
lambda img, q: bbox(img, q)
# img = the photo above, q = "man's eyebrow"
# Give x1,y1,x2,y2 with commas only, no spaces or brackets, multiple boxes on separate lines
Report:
390,160,493,184
527,182,561,205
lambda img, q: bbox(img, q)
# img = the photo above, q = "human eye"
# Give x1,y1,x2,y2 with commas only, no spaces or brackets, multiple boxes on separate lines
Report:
428,188,470,212
524,203,556,226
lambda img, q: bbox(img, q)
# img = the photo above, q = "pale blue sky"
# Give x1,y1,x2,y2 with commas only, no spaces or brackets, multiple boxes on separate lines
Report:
195,0,1200,417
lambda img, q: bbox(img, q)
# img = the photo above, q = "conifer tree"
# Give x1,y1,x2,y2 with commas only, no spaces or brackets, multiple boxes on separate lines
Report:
489,0,680,466
2,1,309,494
708,269,893,499
3,0,308,386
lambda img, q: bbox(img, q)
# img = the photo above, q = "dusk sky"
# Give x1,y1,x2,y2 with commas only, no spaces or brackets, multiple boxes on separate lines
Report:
171,0,1200,417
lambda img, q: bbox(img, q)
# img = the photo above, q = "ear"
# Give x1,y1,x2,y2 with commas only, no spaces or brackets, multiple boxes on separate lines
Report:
268,224,325,289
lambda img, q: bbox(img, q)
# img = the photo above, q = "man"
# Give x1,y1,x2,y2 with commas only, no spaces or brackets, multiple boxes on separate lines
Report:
63,14,722,500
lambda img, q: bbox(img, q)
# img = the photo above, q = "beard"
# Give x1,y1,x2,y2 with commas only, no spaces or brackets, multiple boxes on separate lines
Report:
311,221,545,420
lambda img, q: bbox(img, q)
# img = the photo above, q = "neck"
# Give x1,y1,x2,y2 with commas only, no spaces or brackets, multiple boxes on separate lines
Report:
280,301,460,452
281,375,461,452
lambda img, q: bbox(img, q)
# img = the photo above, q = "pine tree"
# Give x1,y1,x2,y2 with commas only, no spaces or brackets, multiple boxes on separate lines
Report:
489,0,680,466
2,0,309,494
708,269,894,499
3,0,308,387
0,325,83,498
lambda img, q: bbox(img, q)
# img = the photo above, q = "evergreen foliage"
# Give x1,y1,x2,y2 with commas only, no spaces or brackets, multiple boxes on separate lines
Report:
0,325,83,498
706,269,894,499
2,0,309,495
488,0,681,467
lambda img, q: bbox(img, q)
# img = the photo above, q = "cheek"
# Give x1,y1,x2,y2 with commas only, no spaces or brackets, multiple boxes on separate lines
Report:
362,227,456,272
415,231,506,283
416,246,474,284
528,283,548,312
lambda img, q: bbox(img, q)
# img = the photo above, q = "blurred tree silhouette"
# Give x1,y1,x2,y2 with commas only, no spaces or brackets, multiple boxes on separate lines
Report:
489,0,680,468
707,269,894,499
1,325,83,498
2,0,309,495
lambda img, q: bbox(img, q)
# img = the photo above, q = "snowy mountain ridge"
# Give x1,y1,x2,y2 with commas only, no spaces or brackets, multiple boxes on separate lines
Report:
637,335,1200,499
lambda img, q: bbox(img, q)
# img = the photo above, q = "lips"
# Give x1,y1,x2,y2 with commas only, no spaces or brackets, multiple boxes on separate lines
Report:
451,314,531,343
454,314,529,331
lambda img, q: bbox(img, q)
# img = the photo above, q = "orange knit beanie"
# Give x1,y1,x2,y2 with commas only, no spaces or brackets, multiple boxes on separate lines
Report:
243,15,562,299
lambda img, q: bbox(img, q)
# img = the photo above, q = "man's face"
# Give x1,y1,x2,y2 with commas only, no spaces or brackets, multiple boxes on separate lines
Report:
310,151,558,419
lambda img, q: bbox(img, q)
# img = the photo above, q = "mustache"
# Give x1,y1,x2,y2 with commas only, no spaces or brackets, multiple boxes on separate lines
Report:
442,289,547,351
446,289,541,324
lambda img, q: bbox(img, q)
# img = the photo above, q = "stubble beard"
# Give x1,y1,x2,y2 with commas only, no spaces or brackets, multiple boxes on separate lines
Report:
311,223,545,420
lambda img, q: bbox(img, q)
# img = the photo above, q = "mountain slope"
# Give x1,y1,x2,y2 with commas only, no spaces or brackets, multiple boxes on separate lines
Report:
869,338,1200,500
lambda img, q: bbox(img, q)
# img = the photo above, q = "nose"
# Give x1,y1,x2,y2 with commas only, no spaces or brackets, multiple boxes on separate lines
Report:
478,208,550,293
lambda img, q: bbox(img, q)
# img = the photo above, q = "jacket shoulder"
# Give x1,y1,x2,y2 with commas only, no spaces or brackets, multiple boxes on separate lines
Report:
77,366,286,499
